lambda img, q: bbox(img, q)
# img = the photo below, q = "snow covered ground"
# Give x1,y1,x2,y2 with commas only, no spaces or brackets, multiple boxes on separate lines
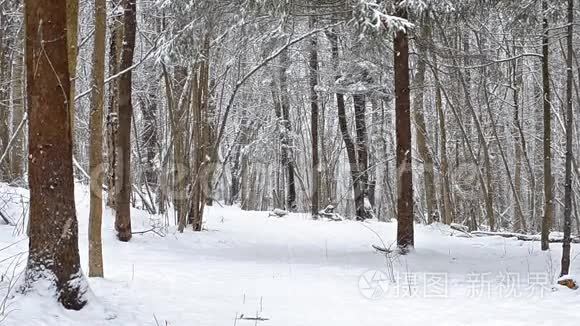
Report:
0,182,579,325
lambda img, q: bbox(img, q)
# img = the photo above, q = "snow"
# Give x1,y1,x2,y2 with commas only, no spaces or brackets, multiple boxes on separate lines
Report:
0,182,579,325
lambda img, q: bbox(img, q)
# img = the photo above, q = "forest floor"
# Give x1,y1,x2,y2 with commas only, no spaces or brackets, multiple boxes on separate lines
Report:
0,182,579,325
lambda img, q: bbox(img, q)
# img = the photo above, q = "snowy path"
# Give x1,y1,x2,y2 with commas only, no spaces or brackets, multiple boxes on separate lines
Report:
0,184,579,325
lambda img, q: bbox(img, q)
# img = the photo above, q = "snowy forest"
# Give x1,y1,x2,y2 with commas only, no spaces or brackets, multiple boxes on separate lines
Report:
0,0,579,324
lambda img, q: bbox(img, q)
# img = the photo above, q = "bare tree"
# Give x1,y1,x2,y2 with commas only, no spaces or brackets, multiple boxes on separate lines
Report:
106,1,124,209
115,0,137,241
394,3,413,252
541,0,553,251
309,16,320,218
88,0,107,277
560,0,573,276
414,19,437,224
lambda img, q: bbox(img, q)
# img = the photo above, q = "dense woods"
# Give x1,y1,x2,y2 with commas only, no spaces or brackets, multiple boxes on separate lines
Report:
0,0,578,316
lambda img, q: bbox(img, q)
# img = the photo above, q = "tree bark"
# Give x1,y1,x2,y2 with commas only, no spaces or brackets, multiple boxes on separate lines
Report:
88,0,106,277
115,0,136,241
24,0,87,309
394,5,414,252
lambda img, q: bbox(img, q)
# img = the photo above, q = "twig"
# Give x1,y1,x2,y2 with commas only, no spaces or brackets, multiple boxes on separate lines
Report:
0,114,27,167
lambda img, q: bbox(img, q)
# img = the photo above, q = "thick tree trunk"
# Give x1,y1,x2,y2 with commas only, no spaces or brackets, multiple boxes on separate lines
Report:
541,0,553,251
308,16,320,218
88,0,106,277
560,0,573,276
24,0,87,309
115,0,137,242
394,6,414,252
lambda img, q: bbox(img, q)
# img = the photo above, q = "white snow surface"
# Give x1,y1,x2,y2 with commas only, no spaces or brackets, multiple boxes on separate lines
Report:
0,182,579,325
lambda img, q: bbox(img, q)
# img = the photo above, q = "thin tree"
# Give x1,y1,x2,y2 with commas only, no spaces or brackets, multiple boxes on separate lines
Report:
560,0,573,276
106,1,124,209
394,3,413,251
327,27,365,221
0,2,12,181
66,0,79,144
24,0,87,309
115,0,137,241
10,26,25,180
278,47,297,211
353,93,372,220
414,18,437,224
309,16,320,218
541,0,552,251
88,0,107,277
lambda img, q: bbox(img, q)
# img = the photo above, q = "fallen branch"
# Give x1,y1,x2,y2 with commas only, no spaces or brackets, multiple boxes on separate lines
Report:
470,230,580,243
450,223,473,238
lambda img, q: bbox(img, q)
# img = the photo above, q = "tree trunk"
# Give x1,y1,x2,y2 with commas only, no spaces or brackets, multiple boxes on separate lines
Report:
24,0,87,309
279,48,297,211
308,16,320,218
115,0,137,242
88,0,106,277
541,0,553,251
511,59,525,232
188,34,211,232
10,26,25,181
353,94,373,220
327,28,365,220
0,7,12,181
413,25,437,223
431,50,454,225
394,5,414,252
106,5,124,209
437,22,495,231
560,0,573,276
142,92,158,187
66,0,79,149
